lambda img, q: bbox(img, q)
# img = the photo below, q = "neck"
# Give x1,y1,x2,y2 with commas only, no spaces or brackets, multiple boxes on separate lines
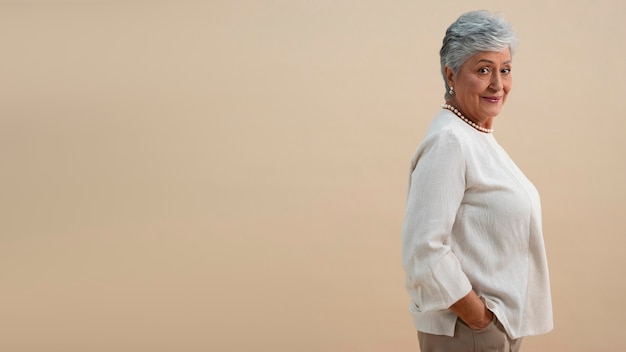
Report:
442,102,494,133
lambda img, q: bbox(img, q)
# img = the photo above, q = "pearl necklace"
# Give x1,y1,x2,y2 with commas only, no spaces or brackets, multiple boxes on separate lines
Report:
441,103,494,133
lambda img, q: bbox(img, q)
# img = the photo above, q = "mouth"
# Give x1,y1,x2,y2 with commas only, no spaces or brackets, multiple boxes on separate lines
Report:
482,96,501,103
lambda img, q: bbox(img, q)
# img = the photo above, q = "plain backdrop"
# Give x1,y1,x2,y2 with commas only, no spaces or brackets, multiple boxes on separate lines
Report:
1,1,625,351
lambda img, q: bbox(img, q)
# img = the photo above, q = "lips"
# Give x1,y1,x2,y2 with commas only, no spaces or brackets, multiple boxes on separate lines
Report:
483,96,501,103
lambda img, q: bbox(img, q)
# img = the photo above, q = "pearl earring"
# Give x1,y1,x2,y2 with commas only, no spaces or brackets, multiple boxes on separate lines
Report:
449,86,455,95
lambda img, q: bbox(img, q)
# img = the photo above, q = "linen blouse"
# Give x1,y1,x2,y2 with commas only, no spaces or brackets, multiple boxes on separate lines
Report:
401,109,553,339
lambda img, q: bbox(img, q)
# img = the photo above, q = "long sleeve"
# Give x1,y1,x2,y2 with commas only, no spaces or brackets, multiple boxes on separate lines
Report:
401,128,472,312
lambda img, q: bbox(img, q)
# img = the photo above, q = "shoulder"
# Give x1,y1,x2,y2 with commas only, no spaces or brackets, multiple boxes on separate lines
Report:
409,111,471,170
419,110,471,153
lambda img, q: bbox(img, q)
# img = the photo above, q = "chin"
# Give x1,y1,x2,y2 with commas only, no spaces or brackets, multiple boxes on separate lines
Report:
483,106,502,118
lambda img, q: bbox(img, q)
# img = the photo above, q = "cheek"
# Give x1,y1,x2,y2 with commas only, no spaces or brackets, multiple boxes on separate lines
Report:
502,82,512,103
504,77,513,92
467,78,488,94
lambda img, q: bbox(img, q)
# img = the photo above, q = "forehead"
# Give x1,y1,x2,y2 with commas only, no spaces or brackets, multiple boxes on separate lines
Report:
465,48,512,65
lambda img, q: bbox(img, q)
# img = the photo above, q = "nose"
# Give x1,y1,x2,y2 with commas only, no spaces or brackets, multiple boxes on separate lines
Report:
489,73,503,91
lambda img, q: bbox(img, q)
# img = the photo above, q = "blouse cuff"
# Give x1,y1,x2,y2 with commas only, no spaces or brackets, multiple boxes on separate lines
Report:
430,251,472,309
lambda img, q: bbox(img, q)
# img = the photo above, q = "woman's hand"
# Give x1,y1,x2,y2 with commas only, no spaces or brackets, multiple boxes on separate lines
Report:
449,290,495,330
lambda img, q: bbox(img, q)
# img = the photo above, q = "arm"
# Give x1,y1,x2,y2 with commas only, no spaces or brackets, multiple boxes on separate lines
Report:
402,130,476,315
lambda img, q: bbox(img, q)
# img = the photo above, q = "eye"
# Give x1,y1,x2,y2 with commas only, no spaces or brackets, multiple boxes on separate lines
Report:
501,68,512,74
478,67,490,74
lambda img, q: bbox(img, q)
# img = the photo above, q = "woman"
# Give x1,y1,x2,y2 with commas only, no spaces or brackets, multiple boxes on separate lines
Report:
401,11,553,352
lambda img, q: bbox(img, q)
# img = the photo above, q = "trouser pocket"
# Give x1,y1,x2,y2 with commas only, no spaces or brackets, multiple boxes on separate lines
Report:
469,316,521,352
417,316,522,352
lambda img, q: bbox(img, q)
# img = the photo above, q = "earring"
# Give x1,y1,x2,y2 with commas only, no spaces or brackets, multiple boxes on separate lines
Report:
449,86,455,95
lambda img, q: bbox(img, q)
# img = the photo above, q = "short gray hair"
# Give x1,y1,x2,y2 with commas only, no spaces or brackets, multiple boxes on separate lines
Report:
440,10,518,99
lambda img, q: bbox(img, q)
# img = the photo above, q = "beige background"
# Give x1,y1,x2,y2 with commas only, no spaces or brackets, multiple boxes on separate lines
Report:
1,1,625,351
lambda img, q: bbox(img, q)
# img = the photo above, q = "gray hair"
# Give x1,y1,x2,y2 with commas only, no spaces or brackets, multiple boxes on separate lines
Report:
440,10,518,99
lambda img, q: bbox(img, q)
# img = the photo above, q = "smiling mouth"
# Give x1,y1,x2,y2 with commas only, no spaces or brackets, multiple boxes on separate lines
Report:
483,96,501,103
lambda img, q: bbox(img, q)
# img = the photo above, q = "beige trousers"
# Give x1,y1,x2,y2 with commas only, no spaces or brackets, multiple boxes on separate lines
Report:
417,316,523,352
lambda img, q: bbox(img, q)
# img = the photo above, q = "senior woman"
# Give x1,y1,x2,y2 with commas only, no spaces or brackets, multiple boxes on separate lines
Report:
401,11,553,352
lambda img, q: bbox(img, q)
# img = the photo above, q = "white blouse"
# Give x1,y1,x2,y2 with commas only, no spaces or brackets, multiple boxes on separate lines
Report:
401,109,553,339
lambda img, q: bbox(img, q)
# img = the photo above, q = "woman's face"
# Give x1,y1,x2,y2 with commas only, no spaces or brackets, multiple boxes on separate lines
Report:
446,48,512,125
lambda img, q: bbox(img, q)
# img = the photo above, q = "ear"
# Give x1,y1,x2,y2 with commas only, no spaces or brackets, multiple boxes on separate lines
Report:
444,66,455,87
